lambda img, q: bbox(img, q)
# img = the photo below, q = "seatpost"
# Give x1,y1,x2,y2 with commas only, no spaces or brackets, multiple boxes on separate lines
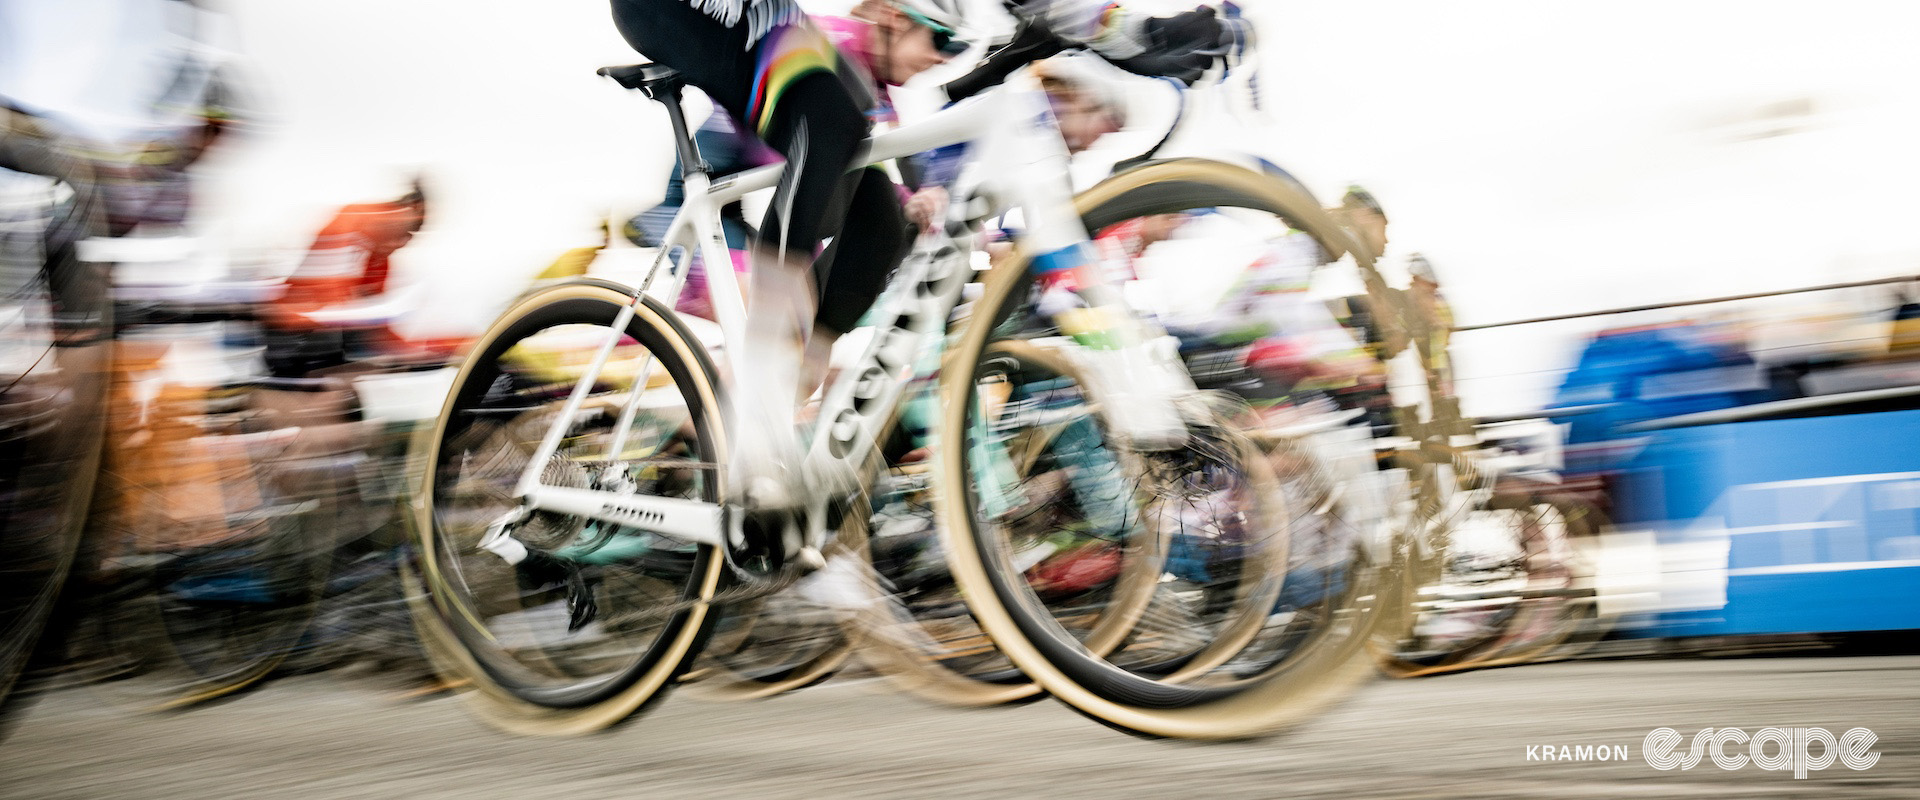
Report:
648,84,707,178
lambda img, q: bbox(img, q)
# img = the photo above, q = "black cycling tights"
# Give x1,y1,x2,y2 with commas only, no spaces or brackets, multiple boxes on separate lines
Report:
611,0,906,334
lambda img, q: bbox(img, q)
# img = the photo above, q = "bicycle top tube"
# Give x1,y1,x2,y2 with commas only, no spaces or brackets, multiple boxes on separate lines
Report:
700,91,1007,209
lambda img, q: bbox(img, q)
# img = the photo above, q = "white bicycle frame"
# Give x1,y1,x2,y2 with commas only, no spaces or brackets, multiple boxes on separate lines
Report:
486,77,1190,560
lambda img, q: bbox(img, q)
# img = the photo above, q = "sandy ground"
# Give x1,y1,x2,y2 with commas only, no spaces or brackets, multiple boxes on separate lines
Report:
2,655,1914,799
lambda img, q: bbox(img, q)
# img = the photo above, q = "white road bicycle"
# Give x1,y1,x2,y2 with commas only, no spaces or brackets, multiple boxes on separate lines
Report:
408,17,1381,739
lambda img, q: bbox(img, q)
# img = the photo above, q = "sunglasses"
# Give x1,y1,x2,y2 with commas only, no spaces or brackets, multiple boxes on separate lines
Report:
899,7,969,57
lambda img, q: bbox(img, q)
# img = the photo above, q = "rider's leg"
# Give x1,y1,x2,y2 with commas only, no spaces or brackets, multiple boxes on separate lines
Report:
814,168,911,334
733,67,868,502
612,1,872,505
802,167,912,399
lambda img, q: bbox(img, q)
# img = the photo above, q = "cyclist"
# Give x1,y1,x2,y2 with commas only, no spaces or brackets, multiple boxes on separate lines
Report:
1325,185,1405,354
1,1,248,237
1329,184,1478,441
607,0,1234,504
626,0,955,338
263,179,429,375
1095,206,1385,423
87,57,244,237
1032,52,1129,157
1404,252,1455,397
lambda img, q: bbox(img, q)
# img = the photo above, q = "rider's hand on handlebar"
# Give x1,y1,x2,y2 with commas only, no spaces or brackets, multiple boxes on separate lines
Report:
1108,7,1229,85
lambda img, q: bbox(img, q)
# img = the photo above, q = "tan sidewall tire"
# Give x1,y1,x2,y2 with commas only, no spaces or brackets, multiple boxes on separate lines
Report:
860,339,1170,707
407,281,726,736
936,160,1379,739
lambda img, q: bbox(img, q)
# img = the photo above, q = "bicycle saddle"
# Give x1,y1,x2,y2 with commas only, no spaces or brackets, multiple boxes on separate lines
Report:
596,63,684,99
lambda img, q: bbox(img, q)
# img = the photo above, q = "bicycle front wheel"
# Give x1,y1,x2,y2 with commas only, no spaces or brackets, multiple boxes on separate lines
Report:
937,159,1385,739
852,342,1166,708
409,278,726,735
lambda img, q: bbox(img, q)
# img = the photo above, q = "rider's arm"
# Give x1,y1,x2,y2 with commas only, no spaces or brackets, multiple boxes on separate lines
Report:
1007,0,1152,59
1004,1,1226,82
942,17,1071,102
944,2,1226,102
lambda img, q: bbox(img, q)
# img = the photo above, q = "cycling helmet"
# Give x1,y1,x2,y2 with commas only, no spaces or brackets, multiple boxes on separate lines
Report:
891,0,965,30
890,0,971,55
1407,252,1438,284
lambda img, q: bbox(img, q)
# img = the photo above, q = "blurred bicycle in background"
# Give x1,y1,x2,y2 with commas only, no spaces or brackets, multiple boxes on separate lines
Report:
0,108,113,737
52,231,461,710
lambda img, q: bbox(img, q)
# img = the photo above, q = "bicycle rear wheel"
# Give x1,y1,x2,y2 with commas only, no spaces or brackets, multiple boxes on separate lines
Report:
408,279,726,735
937,159,1385,739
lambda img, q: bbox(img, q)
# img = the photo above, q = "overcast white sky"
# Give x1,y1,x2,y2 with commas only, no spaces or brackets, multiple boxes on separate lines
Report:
8,0,1920,414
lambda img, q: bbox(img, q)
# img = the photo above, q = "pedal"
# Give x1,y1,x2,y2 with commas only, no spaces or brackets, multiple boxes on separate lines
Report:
794,552,876,614
478,508,532,565
724,505,794,581
565,565,599,633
